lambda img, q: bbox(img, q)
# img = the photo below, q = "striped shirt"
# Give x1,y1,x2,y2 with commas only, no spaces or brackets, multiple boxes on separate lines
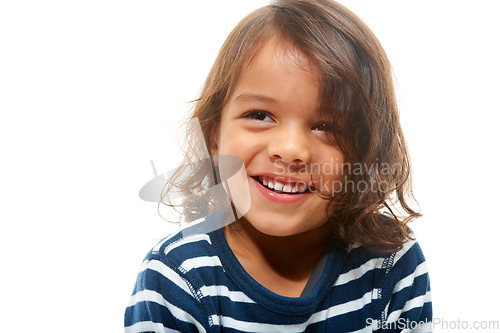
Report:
125,214,432,332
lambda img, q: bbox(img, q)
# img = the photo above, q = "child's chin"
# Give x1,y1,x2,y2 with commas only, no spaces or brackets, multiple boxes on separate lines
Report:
247,218,302,238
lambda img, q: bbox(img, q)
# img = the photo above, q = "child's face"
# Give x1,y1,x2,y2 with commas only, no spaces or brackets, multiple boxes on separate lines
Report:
213,38,344,237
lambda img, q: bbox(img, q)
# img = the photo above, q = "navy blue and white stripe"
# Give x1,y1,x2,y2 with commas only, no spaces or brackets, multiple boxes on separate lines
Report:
125,217,432,332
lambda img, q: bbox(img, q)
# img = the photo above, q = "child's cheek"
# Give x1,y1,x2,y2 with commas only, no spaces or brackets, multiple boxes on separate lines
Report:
218,155,251,218
310,156,345,195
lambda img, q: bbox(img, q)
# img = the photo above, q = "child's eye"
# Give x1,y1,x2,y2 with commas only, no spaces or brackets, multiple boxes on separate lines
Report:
312,122,333,132
244,111,273,122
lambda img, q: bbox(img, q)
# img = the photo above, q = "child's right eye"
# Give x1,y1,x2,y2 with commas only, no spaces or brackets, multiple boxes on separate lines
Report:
244,111,273,122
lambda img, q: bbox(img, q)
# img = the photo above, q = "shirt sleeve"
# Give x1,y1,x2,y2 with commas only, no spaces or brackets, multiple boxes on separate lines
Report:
379,240,433,332
124,255,211,333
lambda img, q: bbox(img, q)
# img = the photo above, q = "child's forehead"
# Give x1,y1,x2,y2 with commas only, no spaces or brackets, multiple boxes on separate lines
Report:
235,40,319,85
238,37,321,87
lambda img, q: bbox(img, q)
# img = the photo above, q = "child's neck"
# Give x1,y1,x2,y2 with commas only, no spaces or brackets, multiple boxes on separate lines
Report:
223,219,330,297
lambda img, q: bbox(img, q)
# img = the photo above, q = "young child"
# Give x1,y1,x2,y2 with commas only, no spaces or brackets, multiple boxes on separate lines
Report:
125,1,432,332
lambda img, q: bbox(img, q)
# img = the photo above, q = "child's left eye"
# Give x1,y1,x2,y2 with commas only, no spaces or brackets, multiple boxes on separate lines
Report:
245,111,273,122
312,122,332,132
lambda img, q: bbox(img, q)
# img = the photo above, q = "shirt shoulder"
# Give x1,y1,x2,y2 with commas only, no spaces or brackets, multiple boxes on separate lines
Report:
344,232,429,275
141,218,224,280
125,217,226,332
340,234,432,331
374,236,433,331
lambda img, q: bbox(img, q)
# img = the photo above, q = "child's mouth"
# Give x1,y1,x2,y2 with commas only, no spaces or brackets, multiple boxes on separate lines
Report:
253,176,310,195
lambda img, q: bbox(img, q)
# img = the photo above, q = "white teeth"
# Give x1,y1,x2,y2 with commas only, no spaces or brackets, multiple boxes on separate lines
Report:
259,176,307,194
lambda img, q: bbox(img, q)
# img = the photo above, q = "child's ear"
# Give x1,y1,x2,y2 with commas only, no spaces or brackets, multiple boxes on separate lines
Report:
210,129,219,156
210,138,218,156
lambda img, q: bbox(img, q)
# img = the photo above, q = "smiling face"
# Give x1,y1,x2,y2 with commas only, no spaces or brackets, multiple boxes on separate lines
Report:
212,38,345,237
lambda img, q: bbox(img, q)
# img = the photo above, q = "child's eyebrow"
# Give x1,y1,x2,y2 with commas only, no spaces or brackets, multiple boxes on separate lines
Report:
232,93,278,105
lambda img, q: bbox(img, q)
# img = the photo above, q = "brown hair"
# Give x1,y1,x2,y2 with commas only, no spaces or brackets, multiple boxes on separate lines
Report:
163,0,420,253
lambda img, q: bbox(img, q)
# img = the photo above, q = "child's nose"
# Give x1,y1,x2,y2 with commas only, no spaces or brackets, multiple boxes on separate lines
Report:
267,128,312,165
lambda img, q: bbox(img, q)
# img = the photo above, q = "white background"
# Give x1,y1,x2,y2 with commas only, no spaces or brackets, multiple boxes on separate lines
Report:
1,1,499,331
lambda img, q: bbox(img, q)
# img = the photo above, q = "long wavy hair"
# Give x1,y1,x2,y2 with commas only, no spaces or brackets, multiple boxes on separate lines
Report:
163,0,420,253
